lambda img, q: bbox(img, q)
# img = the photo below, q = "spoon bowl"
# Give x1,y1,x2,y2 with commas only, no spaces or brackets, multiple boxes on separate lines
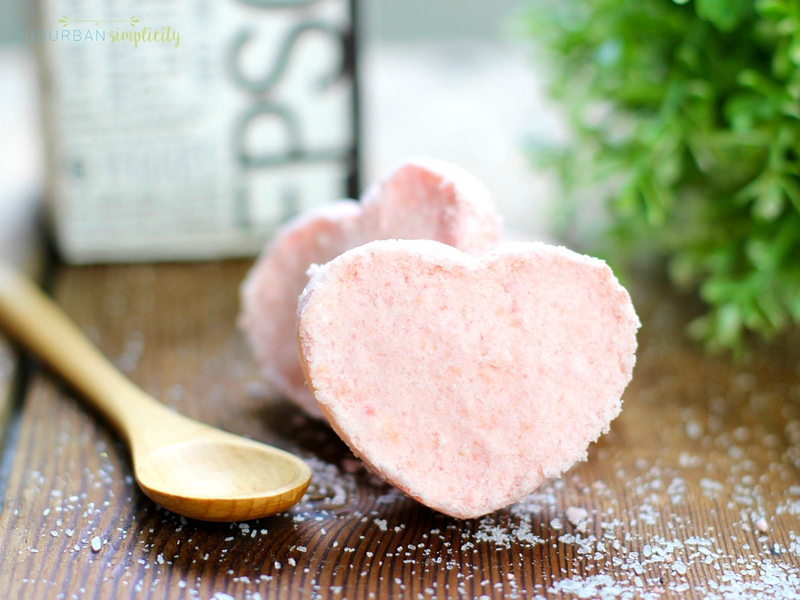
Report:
134,433,310,521
0,264,311,522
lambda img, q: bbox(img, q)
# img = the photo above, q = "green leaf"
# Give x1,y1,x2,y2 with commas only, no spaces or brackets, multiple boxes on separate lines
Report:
782,176,800,212
716,303,744,346
756,288,786,329
526,0,800,353
696,0,752,32
752,179,785,220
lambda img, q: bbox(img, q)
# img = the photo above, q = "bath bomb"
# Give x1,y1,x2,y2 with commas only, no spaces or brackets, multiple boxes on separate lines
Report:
297,239,639,519
239,158,502,418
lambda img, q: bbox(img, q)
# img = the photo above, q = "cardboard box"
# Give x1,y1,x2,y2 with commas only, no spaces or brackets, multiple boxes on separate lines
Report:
36,0,360,263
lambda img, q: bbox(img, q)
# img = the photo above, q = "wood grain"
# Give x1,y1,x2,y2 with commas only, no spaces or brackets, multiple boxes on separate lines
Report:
0,265,311,523
1,261,800,599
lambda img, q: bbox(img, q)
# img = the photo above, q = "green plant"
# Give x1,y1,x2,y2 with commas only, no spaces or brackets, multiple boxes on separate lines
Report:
527,0,800,352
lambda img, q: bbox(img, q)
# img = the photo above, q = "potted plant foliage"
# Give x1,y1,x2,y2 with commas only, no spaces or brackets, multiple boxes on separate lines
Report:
528,0,800,352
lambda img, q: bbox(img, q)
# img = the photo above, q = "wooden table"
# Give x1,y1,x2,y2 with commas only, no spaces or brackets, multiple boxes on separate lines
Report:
1,259,799,599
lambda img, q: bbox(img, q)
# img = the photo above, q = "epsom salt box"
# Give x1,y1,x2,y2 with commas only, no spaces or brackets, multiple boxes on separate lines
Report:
37,0,360,263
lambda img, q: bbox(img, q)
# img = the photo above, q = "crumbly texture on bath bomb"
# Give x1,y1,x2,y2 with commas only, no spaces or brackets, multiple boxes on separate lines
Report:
297,239,639,519
239,158,502,418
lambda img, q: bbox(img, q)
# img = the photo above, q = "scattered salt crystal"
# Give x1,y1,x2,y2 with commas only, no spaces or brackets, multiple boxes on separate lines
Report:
566,507,588,526
374,519,388,531
672,561,687,575
90,537,102,552
755,517,769,533
550,518,563,530
700,478,723,496
686,421,703,439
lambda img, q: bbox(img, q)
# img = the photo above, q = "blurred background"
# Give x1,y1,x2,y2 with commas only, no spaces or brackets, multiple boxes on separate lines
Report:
2,0,799,353
0,0,560,262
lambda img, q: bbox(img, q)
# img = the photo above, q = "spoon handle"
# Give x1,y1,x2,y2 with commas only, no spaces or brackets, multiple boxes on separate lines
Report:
0,264,164,441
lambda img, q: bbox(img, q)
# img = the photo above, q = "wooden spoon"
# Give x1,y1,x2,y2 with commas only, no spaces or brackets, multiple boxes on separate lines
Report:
0,265,311,522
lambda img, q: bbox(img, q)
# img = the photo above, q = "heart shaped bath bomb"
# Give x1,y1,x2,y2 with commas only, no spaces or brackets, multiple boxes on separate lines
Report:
240,158,501,418
297,239,639,518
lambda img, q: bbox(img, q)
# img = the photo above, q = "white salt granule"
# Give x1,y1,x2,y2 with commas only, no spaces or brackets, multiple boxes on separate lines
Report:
90,537,102,552
685,420,703,439
754,517,769,533
566,507,588,526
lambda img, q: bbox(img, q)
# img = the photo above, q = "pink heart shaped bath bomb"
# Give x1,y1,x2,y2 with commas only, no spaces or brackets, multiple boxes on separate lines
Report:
297,239,639,518
240,158,501,418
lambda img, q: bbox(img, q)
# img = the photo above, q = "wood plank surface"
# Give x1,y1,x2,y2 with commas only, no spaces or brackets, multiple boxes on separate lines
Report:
1,261,800,599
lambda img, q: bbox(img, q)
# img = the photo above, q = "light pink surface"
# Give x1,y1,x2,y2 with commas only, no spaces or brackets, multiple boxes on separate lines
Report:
239,158,502,418
297,240,639,519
